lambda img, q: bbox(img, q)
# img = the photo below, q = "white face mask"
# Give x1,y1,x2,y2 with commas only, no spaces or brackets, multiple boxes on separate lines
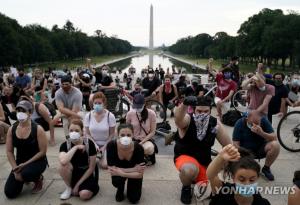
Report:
136,107,144,113
102,70,108,75
17,112,28,122
259,86,266,91
119,136,132,146
69,131,81,142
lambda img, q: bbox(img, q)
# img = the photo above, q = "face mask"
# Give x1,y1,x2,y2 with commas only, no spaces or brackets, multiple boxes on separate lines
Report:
165,81,171,86
223,72,232,80
119,136,132,146
94,104,103,112
148,74,154,78
69,131,81,142
258,86,266,91
19,73,24,77
192,82,198,87
235,61,239,65
274,80,282,86
17,112,28,122
292,79,299,87
102,70,108,75
193,113,210,141
235,182,258,197
194,113,210,122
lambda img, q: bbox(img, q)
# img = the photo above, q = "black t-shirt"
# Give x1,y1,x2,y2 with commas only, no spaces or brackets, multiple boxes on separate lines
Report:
268,83,289,116
59,139,96,170
185,85,206,96
210,182,270,205
175,81,187,95
107,140,144,168
142,77,161,97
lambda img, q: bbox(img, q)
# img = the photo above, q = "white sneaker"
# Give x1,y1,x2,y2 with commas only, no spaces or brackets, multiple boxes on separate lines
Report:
60,187,72,200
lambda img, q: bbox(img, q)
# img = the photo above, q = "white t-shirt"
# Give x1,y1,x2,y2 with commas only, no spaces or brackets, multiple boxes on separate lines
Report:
84,110,116,146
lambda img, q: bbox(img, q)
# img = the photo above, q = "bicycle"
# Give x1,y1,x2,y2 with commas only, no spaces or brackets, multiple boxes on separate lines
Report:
231,89,248,114
277,110,300,152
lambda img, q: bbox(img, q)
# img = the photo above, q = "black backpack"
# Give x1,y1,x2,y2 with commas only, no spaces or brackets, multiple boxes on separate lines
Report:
43,101,57,118
222,110,242,127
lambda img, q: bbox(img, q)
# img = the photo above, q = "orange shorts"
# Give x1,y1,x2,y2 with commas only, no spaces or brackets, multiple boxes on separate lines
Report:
175,155,207,183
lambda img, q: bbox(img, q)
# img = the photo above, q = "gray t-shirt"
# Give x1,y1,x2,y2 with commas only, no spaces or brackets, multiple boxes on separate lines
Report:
55,87,83,111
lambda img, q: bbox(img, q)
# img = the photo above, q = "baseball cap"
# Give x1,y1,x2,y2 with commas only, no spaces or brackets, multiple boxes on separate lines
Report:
16,100,33,112
132,94,145,109
61,75,72,83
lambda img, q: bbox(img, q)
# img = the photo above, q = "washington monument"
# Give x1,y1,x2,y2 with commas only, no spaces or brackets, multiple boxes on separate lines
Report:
149,4,154,50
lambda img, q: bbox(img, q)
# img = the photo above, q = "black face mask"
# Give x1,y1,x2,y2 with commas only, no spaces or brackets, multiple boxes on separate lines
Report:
19,73,24,77
192,82,198,87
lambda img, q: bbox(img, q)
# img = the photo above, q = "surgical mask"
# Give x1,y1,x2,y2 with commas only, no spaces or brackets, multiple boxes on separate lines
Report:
223,72,232,80
94,104,103,112
69,131,81,142
235,182,258,197
17,112,28,122
148,74,154,78
102,70,108,75
291,79,299,87
258,86,266,91
119,136,132,146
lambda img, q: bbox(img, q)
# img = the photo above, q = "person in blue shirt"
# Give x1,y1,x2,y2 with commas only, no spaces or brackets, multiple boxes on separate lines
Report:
16,68,31,91
232,110,280,181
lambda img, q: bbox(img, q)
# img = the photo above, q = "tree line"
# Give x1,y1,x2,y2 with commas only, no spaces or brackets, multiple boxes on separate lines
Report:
0,13,133,67
168,8,300,69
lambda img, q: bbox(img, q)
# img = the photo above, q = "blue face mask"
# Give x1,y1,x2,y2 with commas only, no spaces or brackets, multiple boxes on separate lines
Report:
94,104,103,112
235,182,258,197
223,72,232,80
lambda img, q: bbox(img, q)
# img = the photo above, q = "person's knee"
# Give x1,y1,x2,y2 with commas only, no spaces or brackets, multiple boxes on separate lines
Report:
112,176,124,188
180,163,199,180
143,142,154,155
58,163,73,176
4,181,21,199
79,190,93,200
266,141,280,154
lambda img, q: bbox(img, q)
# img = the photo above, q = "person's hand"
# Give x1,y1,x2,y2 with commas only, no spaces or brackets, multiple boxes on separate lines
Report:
277,112,284,118
108,166,124,176
135,163,146,173
183,96,198,106
72,185,79,196
76,145,86,153
14,172,23,181
99,145,106,153
251,123,263,135
220,144,240,162
13,163,25,173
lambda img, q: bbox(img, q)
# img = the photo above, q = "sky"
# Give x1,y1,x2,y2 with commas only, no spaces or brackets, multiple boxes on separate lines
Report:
1,0,300,47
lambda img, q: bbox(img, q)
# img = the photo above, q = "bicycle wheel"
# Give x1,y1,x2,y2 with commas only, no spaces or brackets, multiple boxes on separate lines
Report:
145,99,167,123
232,90,248,114
277,111,300,152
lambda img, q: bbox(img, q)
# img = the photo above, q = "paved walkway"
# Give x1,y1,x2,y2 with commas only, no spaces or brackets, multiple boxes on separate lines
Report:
0,110,299,205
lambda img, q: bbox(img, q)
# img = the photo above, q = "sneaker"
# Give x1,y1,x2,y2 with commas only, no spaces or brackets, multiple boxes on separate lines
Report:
181,185,192,204
145,154,156,166
32,175,43,194
115,188,125,202
60,187,72,200
262,166,275,181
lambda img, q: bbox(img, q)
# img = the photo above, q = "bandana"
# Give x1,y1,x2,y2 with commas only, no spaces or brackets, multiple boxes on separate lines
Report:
193,113,210,141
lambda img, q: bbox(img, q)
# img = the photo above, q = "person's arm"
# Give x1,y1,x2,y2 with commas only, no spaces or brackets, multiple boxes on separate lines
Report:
256,94,272,114
6,127,18,170
241,78,253,90
59,145,80,165
16,126,48,168
0,104,6,122
38,103,55,142
280,98,287,114
158,85,163,104
216,119,232,146
221,90,234,102
174,104,190,131
207,144,240,194
140,111,156,144
288,186,300,205
251,123,277,142
56,100,81,119
24,76,31,91
108,166,144,179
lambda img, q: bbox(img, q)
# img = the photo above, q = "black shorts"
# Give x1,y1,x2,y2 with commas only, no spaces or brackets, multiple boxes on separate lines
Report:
133,139,158,153
252,144,267,159
71,168,99,196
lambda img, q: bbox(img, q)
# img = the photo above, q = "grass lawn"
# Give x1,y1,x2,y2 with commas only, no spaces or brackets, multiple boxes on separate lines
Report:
170,54,295,74
37,54,131,70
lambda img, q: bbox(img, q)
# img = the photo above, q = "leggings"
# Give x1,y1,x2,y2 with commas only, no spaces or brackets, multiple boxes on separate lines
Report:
112,176,143,203
4,160,47,199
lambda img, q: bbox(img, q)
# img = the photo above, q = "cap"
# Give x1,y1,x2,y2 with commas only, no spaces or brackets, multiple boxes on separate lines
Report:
61,75,72,83
16,100,33,112
132,94,145,109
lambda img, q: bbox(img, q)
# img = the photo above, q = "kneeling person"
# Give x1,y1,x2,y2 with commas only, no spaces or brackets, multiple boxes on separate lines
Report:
174,96,231,204
59,119,99,200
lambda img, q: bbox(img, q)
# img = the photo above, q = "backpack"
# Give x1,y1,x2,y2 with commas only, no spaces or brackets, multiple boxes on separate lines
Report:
34,103,50,131
222,110,242,127
43,101,57,117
